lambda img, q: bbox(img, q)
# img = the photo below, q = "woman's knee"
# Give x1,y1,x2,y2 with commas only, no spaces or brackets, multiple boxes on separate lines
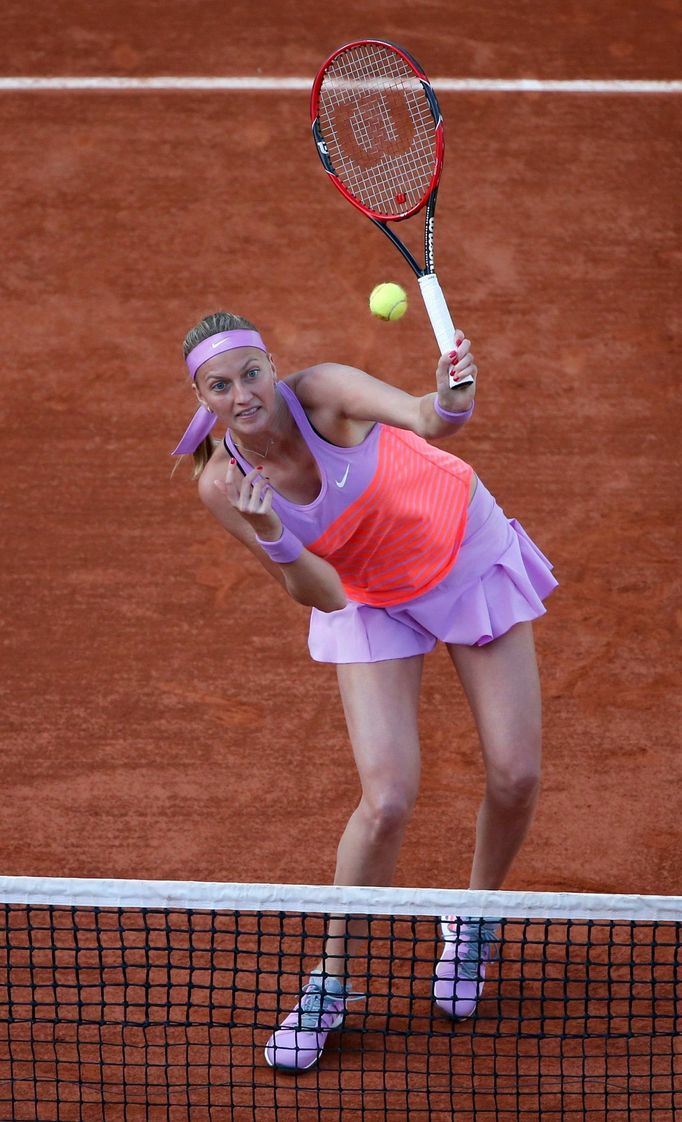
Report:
484,747,541,810
357,784,417,838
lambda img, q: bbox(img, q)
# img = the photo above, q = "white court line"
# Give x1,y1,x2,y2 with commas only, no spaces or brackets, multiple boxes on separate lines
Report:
0,76,680,93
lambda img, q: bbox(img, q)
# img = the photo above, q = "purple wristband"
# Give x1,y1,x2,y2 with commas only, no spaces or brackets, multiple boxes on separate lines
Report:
433,397,475,424
256,525,304,564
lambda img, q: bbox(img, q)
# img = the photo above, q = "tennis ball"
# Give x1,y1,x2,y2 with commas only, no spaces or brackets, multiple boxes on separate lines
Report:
369,282,408,322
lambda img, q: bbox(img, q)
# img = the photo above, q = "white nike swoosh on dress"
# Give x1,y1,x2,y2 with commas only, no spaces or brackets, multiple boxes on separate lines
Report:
335,464,351,488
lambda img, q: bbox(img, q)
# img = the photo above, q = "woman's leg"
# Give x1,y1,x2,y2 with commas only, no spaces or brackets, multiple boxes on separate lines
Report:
265,656,426,1070
446,621,542,890
322,654,424,975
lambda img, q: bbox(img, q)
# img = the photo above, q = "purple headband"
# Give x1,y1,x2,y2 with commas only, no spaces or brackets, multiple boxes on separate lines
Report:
171,329,268,456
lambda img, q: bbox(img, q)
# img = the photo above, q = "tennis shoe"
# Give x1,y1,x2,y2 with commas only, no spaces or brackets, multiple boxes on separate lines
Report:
434,916,500,1020
264,969,363,1072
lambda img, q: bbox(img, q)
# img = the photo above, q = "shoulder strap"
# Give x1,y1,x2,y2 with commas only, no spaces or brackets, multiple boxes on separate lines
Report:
276,381,321,449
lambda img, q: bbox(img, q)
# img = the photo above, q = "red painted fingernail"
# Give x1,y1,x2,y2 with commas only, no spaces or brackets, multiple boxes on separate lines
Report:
449,350,458,358
229,457,235,464
257,465,263,471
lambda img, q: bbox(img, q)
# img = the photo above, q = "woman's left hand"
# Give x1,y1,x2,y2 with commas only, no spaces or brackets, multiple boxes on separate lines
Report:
435,330,477,412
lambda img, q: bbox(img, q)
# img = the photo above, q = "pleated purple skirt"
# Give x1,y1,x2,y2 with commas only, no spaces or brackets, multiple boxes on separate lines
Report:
308,479,558,664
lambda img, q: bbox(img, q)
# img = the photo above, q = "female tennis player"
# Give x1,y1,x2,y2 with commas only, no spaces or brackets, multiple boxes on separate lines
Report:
173,310,557,1072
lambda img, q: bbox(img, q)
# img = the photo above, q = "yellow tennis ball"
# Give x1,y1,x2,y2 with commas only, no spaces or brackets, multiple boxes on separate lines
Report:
369,282,408,321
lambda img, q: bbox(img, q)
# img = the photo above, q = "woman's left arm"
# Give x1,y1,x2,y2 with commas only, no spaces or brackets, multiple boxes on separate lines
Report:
296,329,477,441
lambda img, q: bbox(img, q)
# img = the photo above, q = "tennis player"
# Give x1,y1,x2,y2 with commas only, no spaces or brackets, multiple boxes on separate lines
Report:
173,310,557,1071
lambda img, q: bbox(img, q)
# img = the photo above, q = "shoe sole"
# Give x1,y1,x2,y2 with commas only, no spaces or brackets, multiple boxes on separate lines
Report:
263,1012,346,1072
434,998,479,1022
264,1048,322,1072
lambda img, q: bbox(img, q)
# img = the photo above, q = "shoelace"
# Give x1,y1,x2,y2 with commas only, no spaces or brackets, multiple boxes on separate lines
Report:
442,918,501,980
297,976,364,1030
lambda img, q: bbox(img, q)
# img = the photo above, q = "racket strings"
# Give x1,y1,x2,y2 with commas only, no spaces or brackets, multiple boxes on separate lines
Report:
317,44,439,218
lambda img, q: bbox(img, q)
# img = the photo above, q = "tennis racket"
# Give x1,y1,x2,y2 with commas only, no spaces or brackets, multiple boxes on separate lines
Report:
311,38,473,389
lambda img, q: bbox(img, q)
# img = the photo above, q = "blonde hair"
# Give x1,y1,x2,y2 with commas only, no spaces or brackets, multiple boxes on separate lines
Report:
179,310,259,479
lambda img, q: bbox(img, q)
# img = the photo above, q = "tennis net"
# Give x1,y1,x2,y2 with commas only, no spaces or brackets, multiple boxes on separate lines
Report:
0,876,679,1121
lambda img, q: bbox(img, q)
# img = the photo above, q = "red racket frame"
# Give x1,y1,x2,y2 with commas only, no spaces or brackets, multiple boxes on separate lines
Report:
310,38,445,225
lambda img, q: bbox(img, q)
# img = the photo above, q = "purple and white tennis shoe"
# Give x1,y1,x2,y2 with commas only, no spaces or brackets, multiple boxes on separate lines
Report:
434,916,501,1020
265,969,364,1071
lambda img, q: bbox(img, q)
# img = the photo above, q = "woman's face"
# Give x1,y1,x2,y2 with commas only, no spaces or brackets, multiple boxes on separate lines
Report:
194,347,276,433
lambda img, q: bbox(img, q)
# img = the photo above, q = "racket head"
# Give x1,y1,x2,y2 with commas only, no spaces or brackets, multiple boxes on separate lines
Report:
311,39,444,223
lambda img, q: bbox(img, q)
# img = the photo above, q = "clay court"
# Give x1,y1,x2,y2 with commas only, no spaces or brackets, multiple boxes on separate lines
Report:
0,2,679,1119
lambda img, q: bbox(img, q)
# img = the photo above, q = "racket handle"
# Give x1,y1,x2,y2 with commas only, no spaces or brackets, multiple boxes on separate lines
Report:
417,273,475,388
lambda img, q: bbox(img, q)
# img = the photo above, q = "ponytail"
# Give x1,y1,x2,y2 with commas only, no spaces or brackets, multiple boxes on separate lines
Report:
189,434,217,480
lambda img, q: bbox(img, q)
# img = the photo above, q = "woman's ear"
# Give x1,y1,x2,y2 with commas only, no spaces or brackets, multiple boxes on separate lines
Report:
192,382,212,411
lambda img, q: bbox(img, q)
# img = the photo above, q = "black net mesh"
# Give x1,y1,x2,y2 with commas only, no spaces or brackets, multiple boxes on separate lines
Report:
1,899,680,1120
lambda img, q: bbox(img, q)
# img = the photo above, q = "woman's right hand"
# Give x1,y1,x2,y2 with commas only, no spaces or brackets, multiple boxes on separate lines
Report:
214,460,283,541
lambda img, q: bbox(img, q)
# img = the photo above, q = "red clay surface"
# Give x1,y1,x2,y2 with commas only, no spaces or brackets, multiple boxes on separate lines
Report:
1,1,680,81
0,2,679,1117
1,0,679,895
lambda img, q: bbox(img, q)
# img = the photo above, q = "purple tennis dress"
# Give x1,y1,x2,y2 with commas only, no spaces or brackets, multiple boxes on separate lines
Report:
226,382,558,664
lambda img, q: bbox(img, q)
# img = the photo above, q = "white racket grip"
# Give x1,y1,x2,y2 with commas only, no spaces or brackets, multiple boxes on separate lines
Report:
417,273,474,388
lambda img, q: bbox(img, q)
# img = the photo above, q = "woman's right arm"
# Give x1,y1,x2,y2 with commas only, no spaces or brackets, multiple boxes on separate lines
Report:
197,457,347,614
